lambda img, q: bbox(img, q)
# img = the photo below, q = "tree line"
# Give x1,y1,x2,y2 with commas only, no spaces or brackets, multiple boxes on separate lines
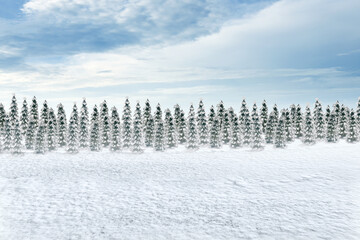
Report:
0,95,359,154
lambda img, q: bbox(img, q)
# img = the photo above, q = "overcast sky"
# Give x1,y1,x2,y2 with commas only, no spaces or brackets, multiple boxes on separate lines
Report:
0,0,359,111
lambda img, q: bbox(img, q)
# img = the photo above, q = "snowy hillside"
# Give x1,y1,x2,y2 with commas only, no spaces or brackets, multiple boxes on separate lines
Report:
1,141,359,239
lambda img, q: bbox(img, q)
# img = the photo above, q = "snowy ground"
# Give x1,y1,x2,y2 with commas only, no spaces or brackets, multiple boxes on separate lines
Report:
0,141,359,240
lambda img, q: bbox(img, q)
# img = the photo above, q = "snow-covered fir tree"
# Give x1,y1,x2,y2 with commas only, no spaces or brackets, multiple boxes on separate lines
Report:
154,119,165,151
132,102,143,152
228,107,235,125
197,100,208,145
260,100,268,133
30,96,39,128
47,108,57,151
242,107,252,146
173,104,181,131
290,104,297,125
177,110,187,144
284,109,294,142
40,100,49,125
79,99,89,148
34,120,47,154
294,105,303,138
110,107,121,151
90,105,101,151
230,116,241,148
100,100,110,147
122,98,132,149
302,106,315,145
239,99,247,126
0,103,5,134
9,95,18,126
313,99,326,140
272,104,279,122
251,110,263,149
143,100,154,147
347,109,358,143
20,99,29,135
25,115,36,149
154,103,163,125
209,117,221,148
338,105,348,139
57,103,67,147
265,112,276,144
221,110,231,144
217,101,225,129
333,101,341,123
325,105,331,124
208,105,216,131
274,115,286,148
3,115,12,151
67,112,79,153
251,103,258,121
12,118,22,154
326,111,338,143
164,109,177,148
187,104,198,149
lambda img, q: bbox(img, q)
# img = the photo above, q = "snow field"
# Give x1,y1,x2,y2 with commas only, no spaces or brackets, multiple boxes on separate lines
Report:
0,141,359,239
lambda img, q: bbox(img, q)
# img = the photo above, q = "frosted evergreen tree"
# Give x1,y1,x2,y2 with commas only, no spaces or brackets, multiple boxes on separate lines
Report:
143,99,151,128
333,101,340,123
3,115,11,151
79,99,89,148
110,107,121,151
154,103,163,125
40,100,49,125
173,104,181,131
242,107,252,146
12,118,22,154
313,100,326,140
122,98,132,149
197,100,208,145
228,107,235,125
208,105,216,131
239,99,248,126
338,105,348,139
221,110,231,144
265,112,276,144
9,95,18,127
100,100,110,147
47,108,57,151
274,116,286,148
165,109,177,148
217,101,225,129
284,109,294,142
356,98,360,128
272,104,279,123
144,114,154,147
230,116,241,148
326,112,338,143
177,110,187,144
132,102,143,152
67,113,79,153
0,103,5,134
20,99,29,135
25,115,36,149
30,96,39,128
154,119,165,151
34,120,47,154
347,109,358,143
260,100,268,133
302,106,315,145
210,117,221,148
57,103,67,147
251,110,263,149
294,105,303,138
324,105,331,124
290,104,297,125
251,103,258,121
90,105,101,151
187,105,198,149
143,100,154,147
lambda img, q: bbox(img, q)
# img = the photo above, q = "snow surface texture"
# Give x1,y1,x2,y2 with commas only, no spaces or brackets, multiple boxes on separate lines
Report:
0,141,359,240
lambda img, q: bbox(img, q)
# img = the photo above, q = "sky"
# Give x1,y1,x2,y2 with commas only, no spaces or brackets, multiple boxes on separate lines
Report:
0,0,360,111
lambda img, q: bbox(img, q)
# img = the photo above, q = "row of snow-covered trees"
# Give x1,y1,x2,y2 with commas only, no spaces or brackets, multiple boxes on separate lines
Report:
0,95,359,154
